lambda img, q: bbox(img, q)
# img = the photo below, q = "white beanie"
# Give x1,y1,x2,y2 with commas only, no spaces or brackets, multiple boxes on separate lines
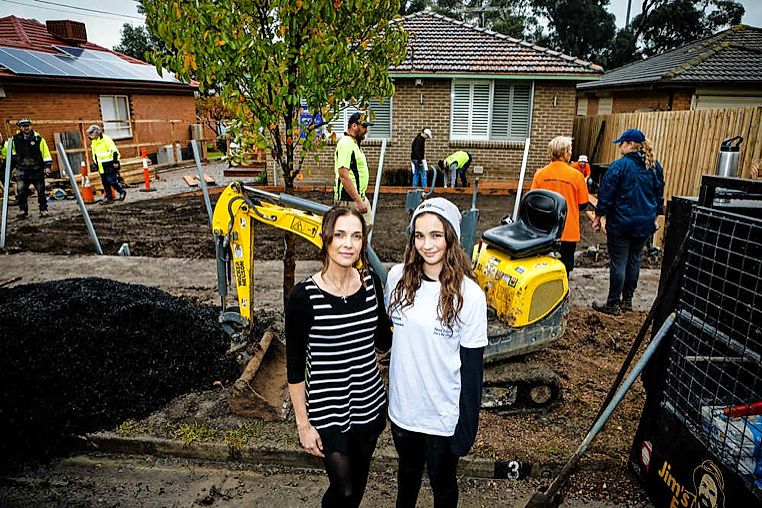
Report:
410,197,461,240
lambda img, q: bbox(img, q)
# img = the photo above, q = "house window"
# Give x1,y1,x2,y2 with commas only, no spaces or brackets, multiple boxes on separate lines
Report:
450,80,531,141
99,95,132,139
327,98,392,139
598,97,613,115
576,97,588,116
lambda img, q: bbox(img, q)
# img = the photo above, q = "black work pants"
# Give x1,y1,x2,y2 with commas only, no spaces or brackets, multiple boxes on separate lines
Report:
101,171,124,201
17,170,46,212
391,422,459,508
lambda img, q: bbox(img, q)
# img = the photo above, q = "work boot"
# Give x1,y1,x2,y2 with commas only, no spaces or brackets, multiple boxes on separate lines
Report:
592,300,620,316
118,190,127,201
39,210,49,218
620,298,633,312
18,210,28,219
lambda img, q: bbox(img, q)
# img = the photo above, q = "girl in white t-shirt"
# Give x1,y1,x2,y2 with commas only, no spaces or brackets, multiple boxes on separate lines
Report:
385,197,487,508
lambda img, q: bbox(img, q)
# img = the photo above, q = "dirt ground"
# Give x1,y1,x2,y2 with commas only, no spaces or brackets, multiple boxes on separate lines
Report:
0,180,663,506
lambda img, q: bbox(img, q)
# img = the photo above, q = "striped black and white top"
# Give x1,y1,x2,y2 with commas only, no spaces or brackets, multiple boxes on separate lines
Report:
286,270,391,433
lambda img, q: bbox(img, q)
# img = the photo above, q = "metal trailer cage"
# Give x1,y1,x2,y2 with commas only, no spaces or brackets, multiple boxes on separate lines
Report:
630,175,762,507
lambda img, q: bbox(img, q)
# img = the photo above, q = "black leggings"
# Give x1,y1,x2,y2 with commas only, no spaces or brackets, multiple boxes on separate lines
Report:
391,422,459,508
321,438,377,508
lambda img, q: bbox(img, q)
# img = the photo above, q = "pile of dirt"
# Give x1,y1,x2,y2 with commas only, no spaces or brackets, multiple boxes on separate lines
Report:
0,278,240,467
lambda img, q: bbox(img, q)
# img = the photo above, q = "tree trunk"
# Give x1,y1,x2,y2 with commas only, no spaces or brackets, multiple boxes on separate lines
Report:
282,176,297,309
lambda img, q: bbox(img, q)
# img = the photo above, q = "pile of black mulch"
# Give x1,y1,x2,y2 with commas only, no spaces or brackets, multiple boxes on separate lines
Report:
0,278,240,467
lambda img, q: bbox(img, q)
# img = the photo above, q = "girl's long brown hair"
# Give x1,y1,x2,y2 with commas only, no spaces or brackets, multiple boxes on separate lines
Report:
319,207,369,284
389,212,475,330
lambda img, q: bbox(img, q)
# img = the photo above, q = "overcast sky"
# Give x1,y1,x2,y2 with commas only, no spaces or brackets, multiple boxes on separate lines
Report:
1,0,761,50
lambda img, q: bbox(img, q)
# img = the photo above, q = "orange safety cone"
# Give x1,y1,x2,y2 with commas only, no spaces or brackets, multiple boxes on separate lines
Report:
139,147,156,192
79,161,95,204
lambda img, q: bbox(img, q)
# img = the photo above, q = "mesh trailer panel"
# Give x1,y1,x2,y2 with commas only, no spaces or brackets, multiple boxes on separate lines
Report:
663,205,762,485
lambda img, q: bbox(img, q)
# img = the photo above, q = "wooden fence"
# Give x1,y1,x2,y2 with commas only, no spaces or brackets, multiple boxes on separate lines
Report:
573,107,762,202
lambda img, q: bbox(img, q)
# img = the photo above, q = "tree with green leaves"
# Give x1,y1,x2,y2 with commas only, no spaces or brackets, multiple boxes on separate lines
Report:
142,0,407,298
113,23,161,60
532,0,616,63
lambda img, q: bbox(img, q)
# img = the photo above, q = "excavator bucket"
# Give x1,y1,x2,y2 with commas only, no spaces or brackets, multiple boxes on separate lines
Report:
228,331,289,421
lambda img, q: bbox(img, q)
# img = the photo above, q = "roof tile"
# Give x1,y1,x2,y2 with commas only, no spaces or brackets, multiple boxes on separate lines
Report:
393,12,602,76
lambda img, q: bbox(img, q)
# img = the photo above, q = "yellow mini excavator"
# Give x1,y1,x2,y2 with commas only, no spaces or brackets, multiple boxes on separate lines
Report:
212,181,569,417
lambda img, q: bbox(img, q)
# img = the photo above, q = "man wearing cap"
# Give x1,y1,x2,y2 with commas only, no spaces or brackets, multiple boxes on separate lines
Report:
334,112,373,231
438,150,471,188
410,128,433,188
8,119,53,218
86,124,126,203
571,155,591,179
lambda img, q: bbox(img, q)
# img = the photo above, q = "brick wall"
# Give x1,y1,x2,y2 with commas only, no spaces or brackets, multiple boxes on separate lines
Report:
288,78,579,186
0,85,196,168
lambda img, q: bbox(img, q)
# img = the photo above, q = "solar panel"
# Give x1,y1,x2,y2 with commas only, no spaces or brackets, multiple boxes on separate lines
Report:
53,45,125,63
0,47,182,84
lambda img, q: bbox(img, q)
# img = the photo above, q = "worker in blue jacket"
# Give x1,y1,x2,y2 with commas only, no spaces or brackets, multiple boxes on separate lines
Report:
592,128,665,315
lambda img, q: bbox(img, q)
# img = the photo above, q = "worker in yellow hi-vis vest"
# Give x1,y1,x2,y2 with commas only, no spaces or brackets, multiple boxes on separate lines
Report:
87,124,126,203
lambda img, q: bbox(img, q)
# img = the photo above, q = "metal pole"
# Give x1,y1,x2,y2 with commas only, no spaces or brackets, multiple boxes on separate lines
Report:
191,139,214,227
1,138,13,249
368,138,387,246
512,137,531,220
56,141,103,255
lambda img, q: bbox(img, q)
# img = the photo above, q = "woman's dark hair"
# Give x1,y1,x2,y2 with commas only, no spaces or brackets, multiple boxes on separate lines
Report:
319,207,369,280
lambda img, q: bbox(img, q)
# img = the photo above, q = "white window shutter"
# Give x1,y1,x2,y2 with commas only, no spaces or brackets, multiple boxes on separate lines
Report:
471,82,491,139
490,81,512,140
451,82,471,139
367,98,391,139
509,83,531,140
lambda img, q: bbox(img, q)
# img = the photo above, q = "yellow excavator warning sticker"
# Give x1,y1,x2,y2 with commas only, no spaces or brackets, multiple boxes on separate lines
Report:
290,217,319,237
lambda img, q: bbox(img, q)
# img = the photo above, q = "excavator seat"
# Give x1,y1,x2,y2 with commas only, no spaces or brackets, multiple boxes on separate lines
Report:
482,190,567,259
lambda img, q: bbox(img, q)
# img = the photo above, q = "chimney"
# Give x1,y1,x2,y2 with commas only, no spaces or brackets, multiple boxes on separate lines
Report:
46,20,87,44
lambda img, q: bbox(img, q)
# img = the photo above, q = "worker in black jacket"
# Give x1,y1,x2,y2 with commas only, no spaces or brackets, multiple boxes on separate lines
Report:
8,119,53,218
410,128,432,188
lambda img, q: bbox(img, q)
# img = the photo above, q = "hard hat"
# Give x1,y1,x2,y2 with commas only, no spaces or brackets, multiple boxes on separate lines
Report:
423,128,433,139
17,118,32,126
578,155,588,163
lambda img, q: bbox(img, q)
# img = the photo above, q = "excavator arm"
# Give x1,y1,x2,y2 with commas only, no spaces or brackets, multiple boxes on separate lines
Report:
211,182,328,359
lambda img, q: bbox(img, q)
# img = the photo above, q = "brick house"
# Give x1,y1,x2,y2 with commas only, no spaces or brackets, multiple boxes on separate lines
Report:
300,12,602,185
577,25,762,116
0,16,197,171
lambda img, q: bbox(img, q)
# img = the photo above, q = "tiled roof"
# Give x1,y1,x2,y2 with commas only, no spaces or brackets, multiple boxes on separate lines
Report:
578,24,762,90
392,12,602,77
0,16,143,64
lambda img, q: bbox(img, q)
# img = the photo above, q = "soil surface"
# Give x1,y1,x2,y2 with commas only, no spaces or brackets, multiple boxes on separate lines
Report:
0,167,663,506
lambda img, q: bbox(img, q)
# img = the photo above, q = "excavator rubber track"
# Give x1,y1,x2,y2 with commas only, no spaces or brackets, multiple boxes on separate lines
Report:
479,298,568,414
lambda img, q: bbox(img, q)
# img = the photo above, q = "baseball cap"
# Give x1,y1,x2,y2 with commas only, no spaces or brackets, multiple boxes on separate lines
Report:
86,124,102,134
348,112,373,127
410,197,462,240
423,128,433,139
612,128,645,144
16,118,32,126
578,155,588,163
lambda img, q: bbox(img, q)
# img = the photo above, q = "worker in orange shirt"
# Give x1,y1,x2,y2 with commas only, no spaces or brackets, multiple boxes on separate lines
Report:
571,154,591,179
531,137,590,276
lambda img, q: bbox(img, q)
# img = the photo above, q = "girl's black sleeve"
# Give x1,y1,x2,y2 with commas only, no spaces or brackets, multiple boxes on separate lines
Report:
451,345,485,457
285,282,313,384
371,271,393,353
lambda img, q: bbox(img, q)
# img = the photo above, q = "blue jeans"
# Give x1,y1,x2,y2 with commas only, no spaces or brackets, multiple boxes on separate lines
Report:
411,160,427,187
606,232,648,306
101,172,124,201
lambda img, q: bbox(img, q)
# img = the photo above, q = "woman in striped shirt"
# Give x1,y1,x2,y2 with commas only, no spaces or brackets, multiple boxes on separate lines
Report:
286,207,392,508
